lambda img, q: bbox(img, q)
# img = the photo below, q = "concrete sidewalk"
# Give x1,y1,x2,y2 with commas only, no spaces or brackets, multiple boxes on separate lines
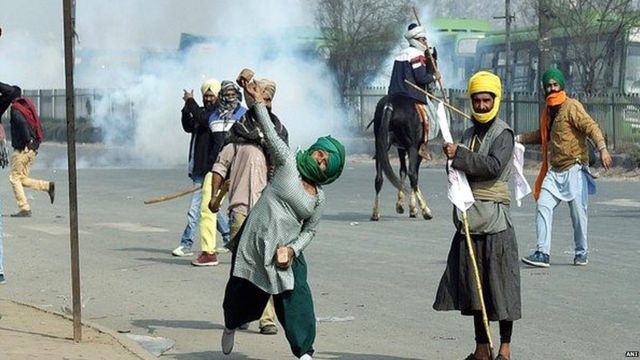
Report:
0,299,156,360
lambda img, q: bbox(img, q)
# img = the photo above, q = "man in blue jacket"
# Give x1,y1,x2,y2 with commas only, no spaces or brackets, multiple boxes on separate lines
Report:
388,23,440,159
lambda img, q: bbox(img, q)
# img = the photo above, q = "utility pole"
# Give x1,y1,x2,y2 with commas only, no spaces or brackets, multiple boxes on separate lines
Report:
538,0,552,94
494,0,515,127
63,0,82,342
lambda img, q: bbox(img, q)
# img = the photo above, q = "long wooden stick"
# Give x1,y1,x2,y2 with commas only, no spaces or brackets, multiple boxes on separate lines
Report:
144,185,201,205
404,80,470,119
462,211,494,358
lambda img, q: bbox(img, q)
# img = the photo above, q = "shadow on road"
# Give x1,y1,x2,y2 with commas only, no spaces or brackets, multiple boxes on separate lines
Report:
321,212,370,222
597,208,640,218
171,352,259,359
317,352,423,360
169,350,421,360
322,212,434,223
115,247,173,254
131,319,224,333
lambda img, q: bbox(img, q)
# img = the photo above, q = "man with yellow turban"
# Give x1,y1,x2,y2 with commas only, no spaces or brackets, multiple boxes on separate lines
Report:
172,79,233,264
433,71,520,360
518,68,612,268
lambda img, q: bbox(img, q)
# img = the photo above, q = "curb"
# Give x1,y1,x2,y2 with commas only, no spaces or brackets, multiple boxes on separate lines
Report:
3,298,157,360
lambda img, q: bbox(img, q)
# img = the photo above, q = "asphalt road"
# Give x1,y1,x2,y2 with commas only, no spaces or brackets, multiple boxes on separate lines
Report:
1,146,639,359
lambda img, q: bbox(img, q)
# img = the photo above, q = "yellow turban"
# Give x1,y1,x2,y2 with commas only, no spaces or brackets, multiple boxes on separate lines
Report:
468,71,501,123
200,78,221,96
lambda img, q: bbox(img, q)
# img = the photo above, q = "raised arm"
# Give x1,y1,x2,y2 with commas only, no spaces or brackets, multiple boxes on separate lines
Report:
244,82,290,165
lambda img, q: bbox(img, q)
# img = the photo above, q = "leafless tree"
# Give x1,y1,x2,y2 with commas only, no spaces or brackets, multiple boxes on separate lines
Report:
315,0,412,97
542,0,640,93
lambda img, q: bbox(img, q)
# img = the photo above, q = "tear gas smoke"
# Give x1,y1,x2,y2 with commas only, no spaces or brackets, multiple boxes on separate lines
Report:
0,0,348,169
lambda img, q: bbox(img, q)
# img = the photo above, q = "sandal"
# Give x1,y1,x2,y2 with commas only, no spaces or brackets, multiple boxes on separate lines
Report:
495,355,510,360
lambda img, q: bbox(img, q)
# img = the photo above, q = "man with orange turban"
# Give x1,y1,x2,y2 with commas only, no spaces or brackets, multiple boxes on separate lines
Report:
518,68,612,268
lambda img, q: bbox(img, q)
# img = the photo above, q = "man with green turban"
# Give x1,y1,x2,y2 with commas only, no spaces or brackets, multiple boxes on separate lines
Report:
517,68,613,268
220,79,345,360
296,135,345,186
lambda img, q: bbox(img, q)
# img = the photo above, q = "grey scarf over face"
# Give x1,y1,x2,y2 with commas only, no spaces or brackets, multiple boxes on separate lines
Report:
217,81,243,115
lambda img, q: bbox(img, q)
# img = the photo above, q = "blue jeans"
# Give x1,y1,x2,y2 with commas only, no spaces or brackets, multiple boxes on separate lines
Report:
217,211,230,245
535,183,589,257
180,175,204,248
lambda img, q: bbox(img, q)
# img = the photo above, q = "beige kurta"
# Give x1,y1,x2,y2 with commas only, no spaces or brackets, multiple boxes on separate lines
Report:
213,143,268,217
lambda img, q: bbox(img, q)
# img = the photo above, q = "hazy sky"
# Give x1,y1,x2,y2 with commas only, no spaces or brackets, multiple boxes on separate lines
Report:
1,0,347,168
0,0,310,88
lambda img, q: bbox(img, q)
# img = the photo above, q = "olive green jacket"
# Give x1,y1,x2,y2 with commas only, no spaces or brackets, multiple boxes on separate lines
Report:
520,98,606,171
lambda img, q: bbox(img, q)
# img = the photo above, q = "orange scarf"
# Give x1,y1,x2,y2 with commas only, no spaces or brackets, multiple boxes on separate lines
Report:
533,90,567,200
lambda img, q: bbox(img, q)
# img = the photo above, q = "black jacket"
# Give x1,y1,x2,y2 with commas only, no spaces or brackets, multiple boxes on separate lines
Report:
0,82,36,150
0,81,21,116
182,98,217,178
225,108,289,169
10,108,37,150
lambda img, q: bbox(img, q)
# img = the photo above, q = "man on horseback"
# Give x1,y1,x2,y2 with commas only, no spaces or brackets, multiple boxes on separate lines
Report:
388,23,440,160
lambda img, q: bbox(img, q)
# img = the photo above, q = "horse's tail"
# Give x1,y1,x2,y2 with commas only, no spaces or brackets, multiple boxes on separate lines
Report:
377,101,406,192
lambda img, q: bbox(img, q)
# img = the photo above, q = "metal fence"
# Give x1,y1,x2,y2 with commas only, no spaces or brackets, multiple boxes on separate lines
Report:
3,87,640,151
1,88,133,124
0,89,134,143
344,87,640,151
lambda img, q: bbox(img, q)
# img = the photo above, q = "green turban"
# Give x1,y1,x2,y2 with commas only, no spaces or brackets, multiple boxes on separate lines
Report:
296,135,346,186
542,68,565,91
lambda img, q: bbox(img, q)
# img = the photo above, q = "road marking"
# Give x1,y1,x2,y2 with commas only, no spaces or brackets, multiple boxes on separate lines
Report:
595,198,640,208
95,223,168,233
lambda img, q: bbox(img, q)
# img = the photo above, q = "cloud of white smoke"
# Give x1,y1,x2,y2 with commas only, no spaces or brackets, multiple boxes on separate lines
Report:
0,0,347,169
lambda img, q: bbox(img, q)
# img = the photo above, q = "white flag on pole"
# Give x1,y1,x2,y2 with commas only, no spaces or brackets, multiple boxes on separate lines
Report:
436,103,474,212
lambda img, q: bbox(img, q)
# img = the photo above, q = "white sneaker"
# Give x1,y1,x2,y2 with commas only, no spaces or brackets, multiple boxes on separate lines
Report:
216,247,230,254
221,328,235,355
299,354,313,360
172,246,193,257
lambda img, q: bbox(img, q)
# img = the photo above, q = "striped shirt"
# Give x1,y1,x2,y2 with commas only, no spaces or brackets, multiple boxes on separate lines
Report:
232,103,326,294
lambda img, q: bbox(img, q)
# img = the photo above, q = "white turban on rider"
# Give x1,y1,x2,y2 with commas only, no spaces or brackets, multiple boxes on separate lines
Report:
404,25,427,51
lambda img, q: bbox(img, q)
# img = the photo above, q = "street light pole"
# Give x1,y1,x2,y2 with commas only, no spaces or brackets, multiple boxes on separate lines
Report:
505,0,513,128
538,0,552,94
494,0,515,127
62,0,82,342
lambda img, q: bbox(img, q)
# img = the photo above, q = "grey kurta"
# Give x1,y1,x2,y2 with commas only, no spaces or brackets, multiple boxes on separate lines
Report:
433,119,521,321
232,103,326,295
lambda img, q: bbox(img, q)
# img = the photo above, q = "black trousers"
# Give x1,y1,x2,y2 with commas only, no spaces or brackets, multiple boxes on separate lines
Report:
223,254,315,358
473,312,513,344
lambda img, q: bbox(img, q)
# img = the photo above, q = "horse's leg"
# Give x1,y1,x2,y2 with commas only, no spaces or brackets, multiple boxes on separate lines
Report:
416,187,433,220
407,148,419,218
371,152,383,221
408,147,433,220
396,148,407,214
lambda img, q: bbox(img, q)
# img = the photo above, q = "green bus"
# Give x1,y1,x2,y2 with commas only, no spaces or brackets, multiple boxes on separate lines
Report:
429,18,494,88
474,25,640,94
